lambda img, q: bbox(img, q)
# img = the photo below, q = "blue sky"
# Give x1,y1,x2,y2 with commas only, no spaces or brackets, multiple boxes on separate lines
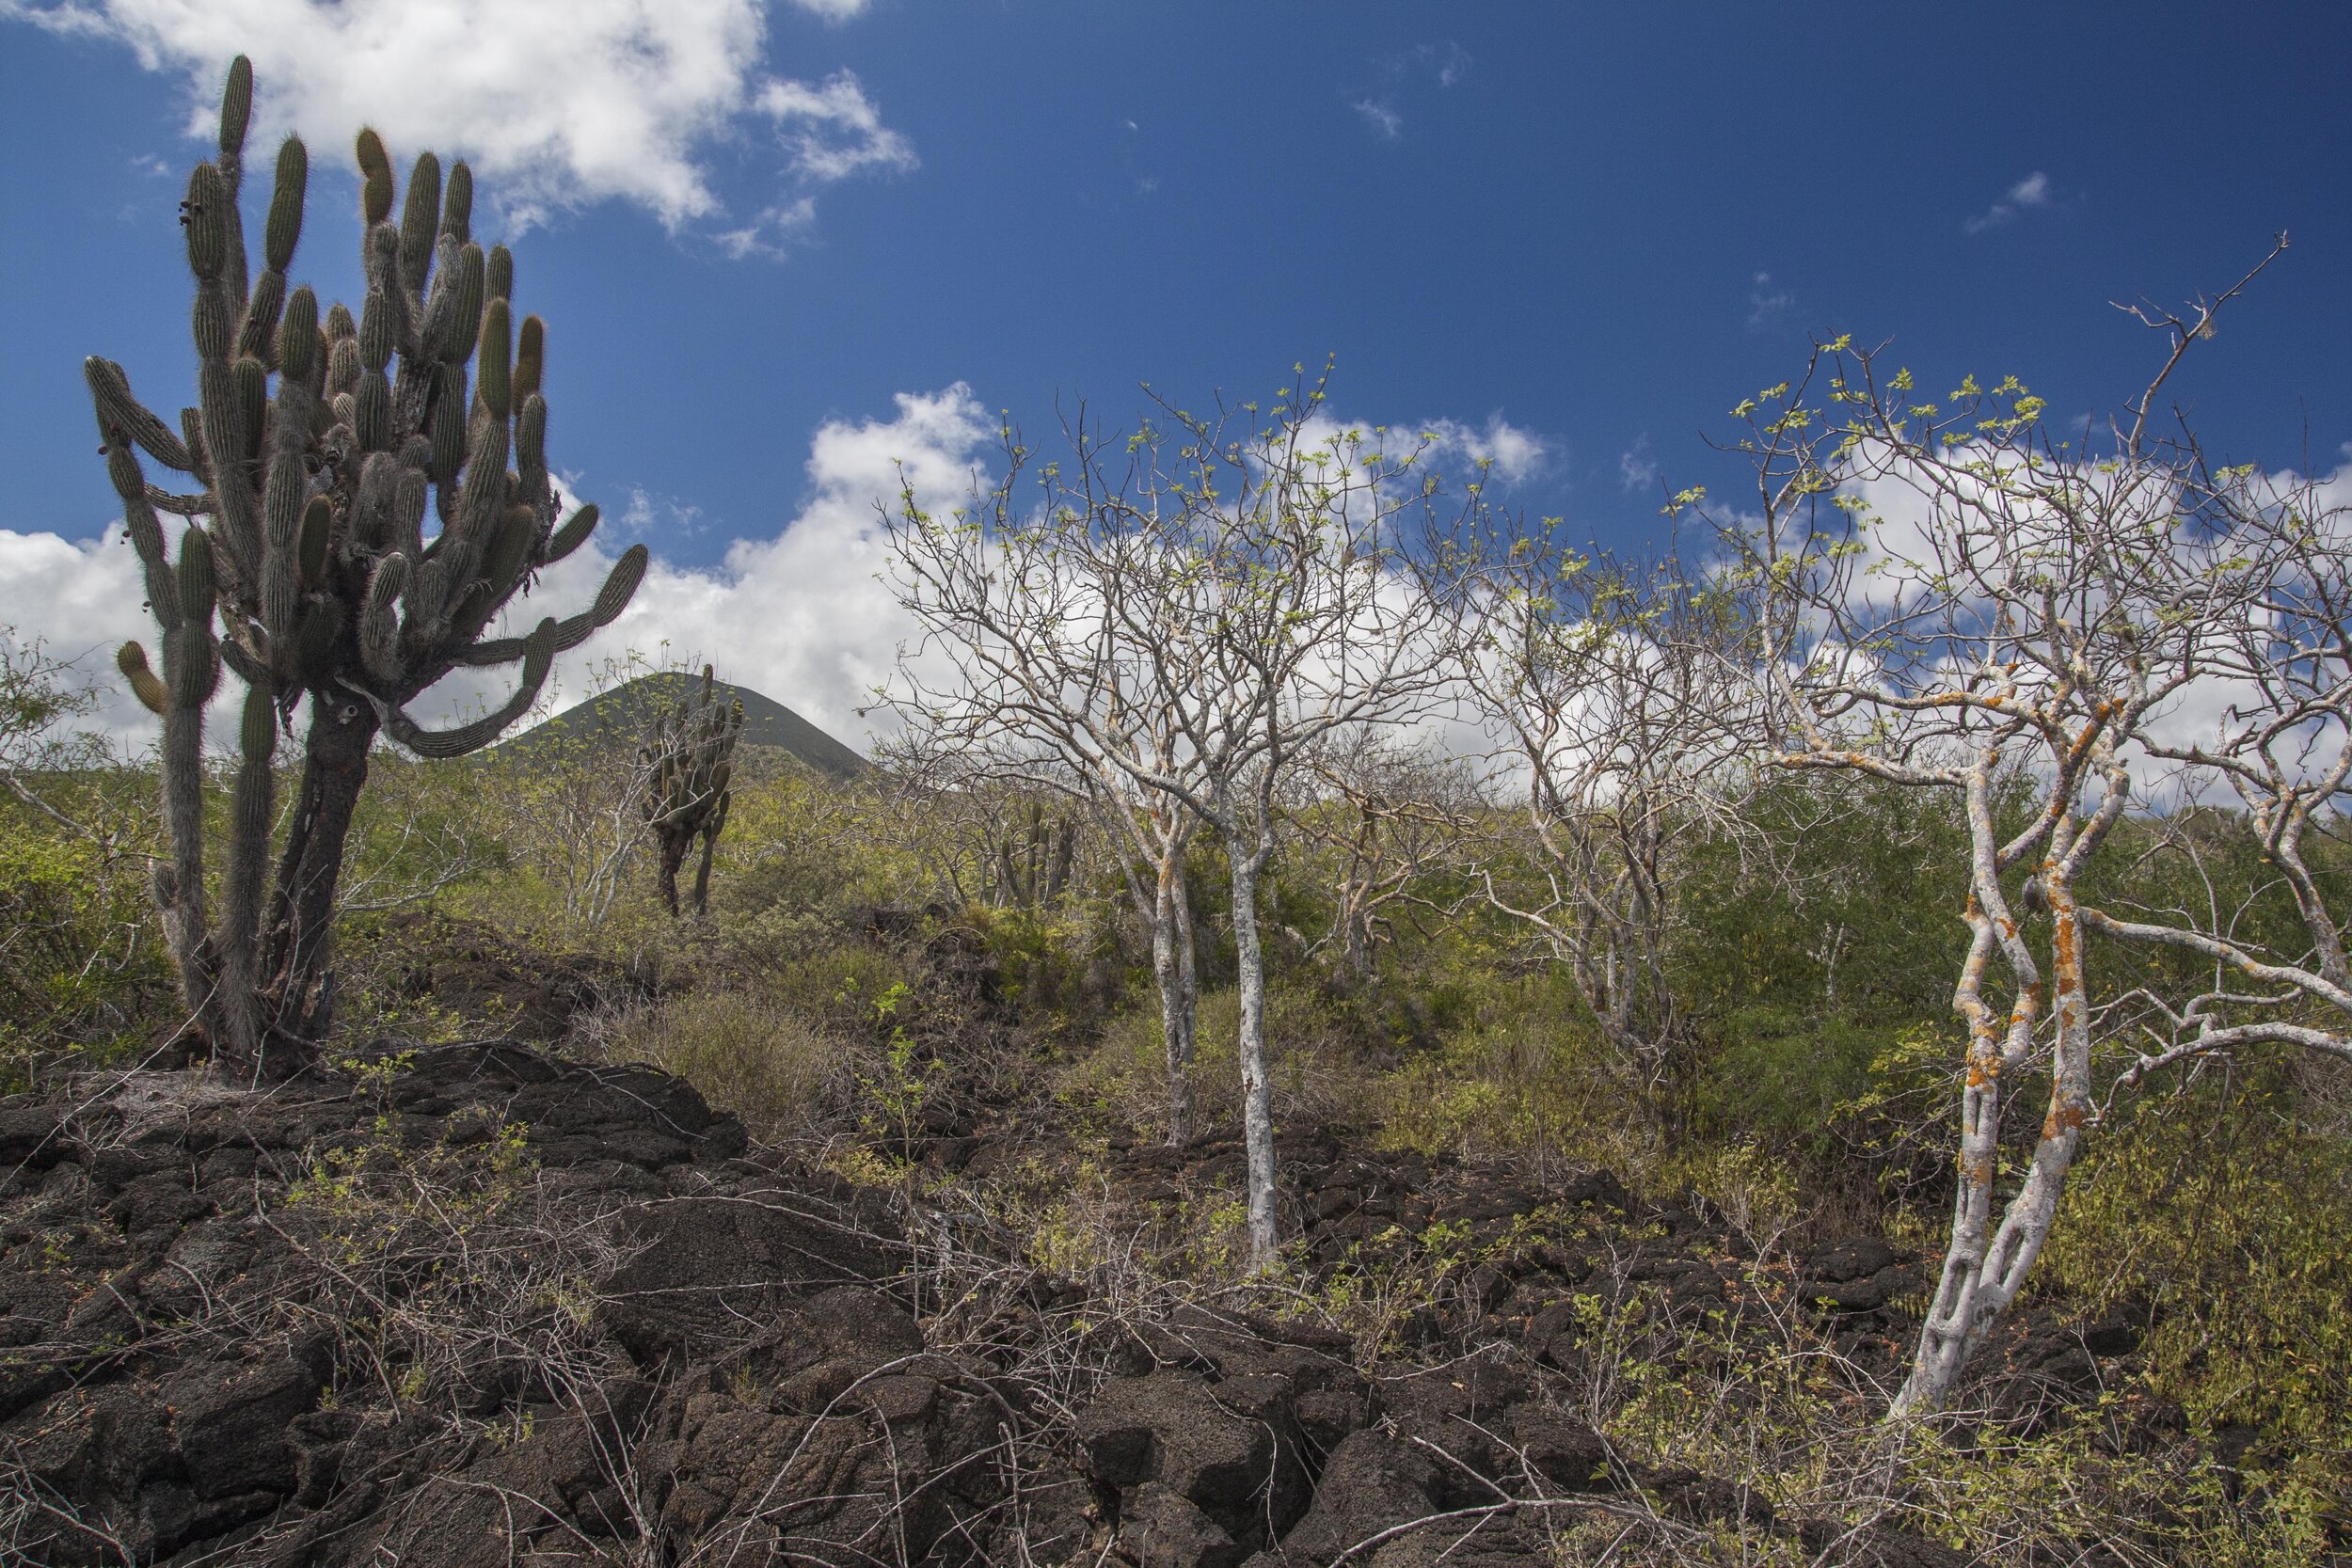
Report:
3,1,2348,738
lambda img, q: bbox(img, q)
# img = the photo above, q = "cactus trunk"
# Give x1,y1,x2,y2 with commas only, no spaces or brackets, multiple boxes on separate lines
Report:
261,697,380,1045
656,832,690,918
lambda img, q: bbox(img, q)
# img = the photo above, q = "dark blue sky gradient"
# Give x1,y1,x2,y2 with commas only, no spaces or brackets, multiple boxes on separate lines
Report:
5,2,2347,567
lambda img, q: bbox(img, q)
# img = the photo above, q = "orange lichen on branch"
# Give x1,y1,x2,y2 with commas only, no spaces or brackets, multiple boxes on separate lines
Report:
2042,1100,2088,1139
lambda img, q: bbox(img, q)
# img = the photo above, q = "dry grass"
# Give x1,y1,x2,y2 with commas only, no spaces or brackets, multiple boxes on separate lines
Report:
1062,984,1365,1142
571,987,867,1148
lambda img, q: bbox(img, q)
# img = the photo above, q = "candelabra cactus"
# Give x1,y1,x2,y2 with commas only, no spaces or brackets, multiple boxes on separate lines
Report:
987,800,1074,911
641,666,744,917
91,57,645,1079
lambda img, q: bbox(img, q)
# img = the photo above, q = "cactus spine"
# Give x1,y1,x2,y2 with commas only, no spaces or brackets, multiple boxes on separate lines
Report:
641,666,744,918
92,57,645,1079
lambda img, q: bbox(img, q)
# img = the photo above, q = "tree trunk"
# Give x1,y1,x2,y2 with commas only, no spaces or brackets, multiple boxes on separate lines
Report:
1152,863,1200,1143
1227,828,1279,1268
250,691,379,1078
1893,868,2090,1418
1343,895,1375,983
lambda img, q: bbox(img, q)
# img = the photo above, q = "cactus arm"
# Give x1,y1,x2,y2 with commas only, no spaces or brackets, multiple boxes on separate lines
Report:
215,55,253,310
217,635,270,689
356,128,393,227
451,542,644,665
258,271,322,684
442,161,473,244
89,395,183,631
514,391,548,506
351,618,556,758
390,156,447,435
117,643,168,716
186,161,266,583
144,484,215,517
393,467,429,559
420,238,483,366
359,552,410,686
178,408,211,484
258,421,310,668
397,150,441,324
544,501,599,563
427,366,467,486
349,452,398,552
87,358,195,473
154,530,225,1039
236,137,308,367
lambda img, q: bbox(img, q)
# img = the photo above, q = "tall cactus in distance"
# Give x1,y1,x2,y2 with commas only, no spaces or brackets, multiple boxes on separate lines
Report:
986,800,1074,911
92,57,646,1080
641,666,744,918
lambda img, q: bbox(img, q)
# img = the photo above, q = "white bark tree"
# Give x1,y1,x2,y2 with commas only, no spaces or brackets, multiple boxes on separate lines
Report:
890,369,1471,1263
1697,245,2352,1416
1137,369,1470,1265
2088,451,2352,1085
1289,730,1480,985
1454,536,1759,1132
885,409,1219,1143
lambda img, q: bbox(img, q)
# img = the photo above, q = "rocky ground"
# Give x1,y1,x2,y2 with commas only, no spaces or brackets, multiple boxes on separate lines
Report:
0,920,2166,1566
0,1022,2153,1565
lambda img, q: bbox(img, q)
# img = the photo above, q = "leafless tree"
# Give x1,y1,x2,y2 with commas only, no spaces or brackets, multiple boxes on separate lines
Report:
892,368,1472,1263
869,731,1098,914
886,409,1217,1145
1289,728,1481,985
1454,536,1761,1131
1697,242,2352,1417
2102,450,2352,1091
0,631,157,863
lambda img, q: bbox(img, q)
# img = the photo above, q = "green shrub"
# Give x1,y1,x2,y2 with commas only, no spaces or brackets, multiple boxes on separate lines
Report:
0,830,175,1085
1373,970,1662,1175
2040,1063,2352,1494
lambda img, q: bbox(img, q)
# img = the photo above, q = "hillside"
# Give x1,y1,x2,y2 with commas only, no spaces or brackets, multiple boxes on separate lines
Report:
499,672,870,780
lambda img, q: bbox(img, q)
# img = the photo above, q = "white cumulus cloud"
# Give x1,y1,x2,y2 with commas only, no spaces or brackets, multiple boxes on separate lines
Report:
1618,436,1659,494
1421,414,1549,484
755,71,914,182
2,0,909,238
1353,99,1404,139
